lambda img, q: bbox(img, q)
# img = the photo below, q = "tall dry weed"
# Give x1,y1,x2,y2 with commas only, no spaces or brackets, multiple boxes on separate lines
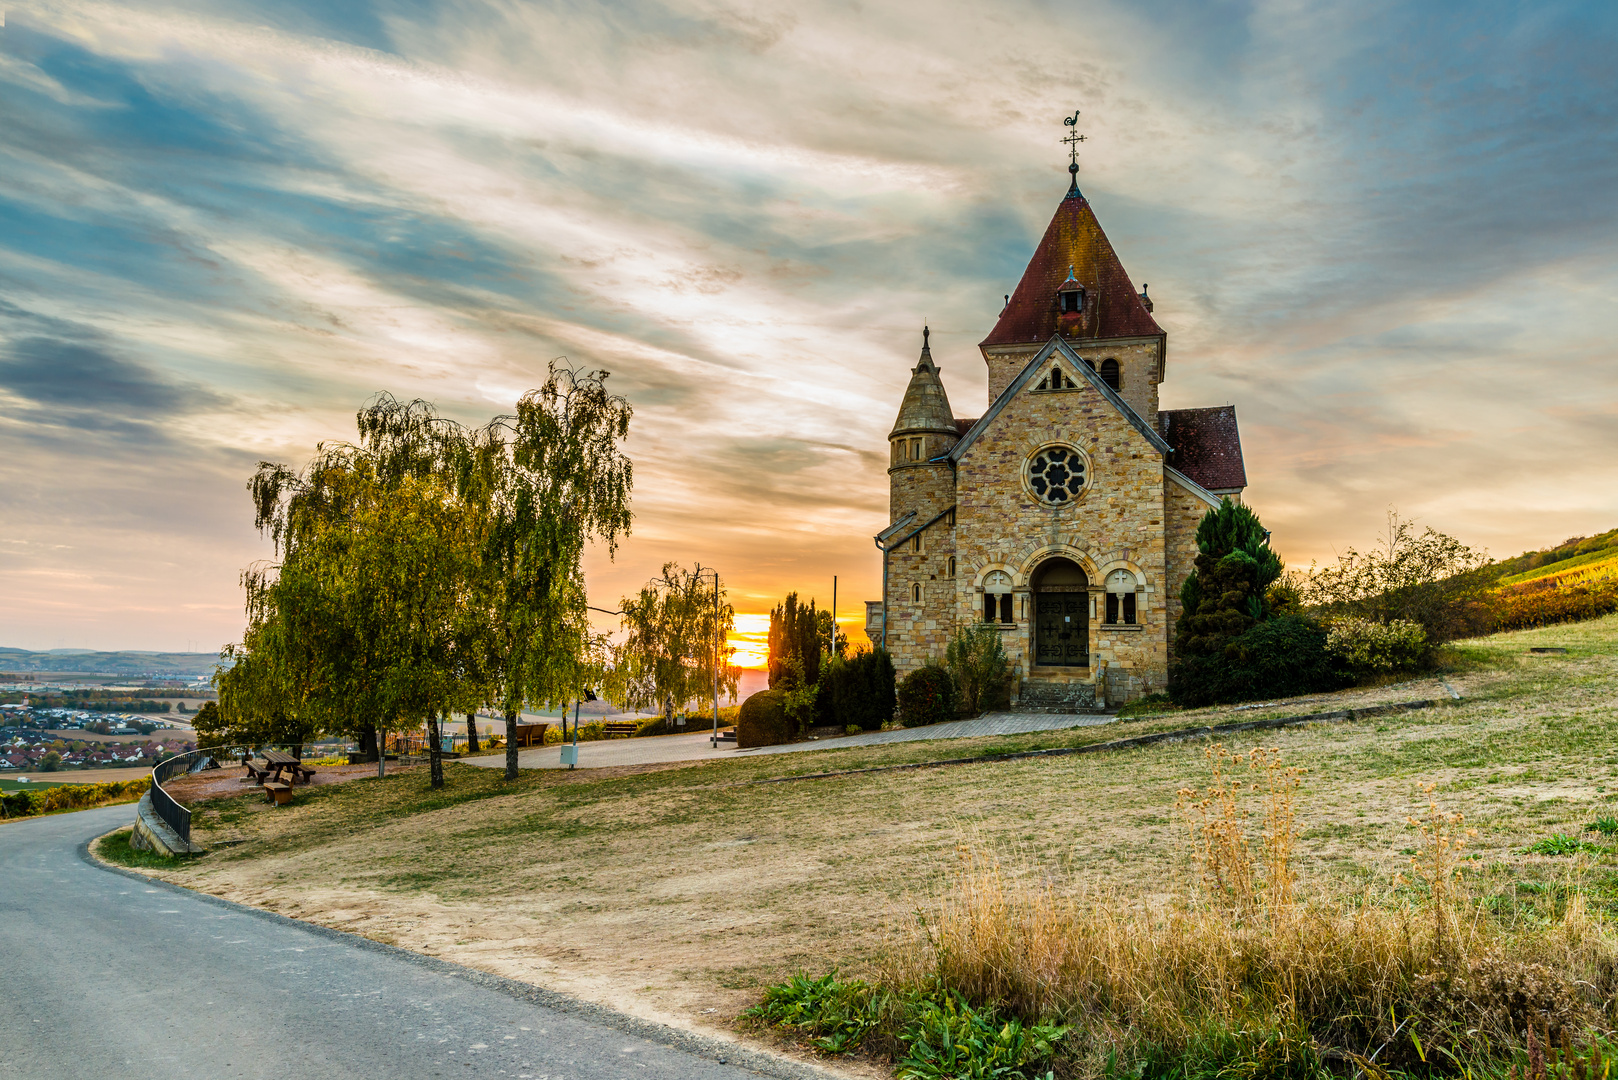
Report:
890,747,1618,1072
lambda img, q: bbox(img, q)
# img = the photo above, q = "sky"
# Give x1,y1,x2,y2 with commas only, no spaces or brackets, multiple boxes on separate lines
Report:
2,0,1616,665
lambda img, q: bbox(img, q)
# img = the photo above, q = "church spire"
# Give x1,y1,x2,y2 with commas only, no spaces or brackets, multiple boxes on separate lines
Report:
1062,110,1085,198
890,326,956,439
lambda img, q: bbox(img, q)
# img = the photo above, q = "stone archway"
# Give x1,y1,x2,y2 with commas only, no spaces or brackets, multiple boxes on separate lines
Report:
1031,557,1089,668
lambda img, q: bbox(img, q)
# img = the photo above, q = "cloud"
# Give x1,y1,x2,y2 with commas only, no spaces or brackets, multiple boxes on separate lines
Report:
0,0,1615,653
0,335,221,410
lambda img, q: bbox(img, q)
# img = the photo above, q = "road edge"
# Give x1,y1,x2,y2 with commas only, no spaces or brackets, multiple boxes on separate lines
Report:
77,828,854,1080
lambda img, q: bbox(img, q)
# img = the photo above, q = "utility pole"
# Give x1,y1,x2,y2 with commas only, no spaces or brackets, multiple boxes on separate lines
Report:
694,564,722,748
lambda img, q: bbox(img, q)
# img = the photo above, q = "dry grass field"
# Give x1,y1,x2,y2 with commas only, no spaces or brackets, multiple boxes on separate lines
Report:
124,615,1618,1059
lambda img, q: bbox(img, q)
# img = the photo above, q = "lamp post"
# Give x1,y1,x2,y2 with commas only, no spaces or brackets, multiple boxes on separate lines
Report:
692,565,723,748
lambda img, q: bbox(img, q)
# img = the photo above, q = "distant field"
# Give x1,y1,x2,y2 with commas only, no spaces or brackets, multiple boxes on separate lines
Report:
0,776,70,792
7,766,152,785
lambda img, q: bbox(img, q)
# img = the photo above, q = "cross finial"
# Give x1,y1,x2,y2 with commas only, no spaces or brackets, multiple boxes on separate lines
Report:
1061,110,1085,194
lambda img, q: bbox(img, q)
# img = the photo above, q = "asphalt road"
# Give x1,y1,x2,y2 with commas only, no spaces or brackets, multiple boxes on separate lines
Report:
0,806,808,1080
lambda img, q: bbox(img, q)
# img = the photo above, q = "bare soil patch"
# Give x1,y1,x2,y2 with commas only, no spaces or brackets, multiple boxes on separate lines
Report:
122,616,1618,1062
163,762,422,804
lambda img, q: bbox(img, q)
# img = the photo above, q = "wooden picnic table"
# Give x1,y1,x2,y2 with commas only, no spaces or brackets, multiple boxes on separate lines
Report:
260,750,316,786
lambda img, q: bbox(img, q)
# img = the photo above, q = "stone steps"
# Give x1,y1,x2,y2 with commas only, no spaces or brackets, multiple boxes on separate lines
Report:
1014,679,1103,714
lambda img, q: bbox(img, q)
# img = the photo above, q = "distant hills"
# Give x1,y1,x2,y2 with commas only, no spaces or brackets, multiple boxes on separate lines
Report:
0,648,222,677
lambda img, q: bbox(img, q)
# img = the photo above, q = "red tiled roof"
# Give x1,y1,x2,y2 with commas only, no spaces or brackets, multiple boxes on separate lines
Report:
981,192,1163,347
1160,406,1247,492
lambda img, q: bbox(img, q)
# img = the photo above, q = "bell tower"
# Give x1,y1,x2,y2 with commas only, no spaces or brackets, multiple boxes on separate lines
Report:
884,327,960,669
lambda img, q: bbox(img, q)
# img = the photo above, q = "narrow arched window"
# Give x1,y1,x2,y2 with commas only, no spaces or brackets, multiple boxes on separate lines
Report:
983,570,1013,625
1100,358,1121,390
1105,569,1137,625
947,556,956,578
912,583,922,603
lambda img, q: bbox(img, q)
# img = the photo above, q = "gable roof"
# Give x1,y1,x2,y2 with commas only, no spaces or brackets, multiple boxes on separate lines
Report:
947,336,1171,463
981,191,1163,348
1165,466,1223,509
1159,406,1247,492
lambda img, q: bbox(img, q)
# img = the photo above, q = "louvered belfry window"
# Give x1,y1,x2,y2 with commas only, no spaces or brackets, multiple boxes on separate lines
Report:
1100,358,1121,390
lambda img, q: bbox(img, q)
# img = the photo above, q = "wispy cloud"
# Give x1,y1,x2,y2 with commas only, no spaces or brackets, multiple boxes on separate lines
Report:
1,0,1615,653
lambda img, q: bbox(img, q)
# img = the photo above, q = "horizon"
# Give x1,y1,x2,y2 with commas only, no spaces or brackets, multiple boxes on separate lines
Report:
3,2,1616,655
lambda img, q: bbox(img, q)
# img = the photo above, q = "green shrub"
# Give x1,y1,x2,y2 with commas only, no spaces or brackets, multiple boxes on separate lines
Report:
744,973,1065,1078
1303,510,1493,643
898,664,955,728
944,625,1012,717
744,971,883,1054
1589,817,1618,836
1324,616,1428,674
1171,614,1353,707
825,648,896,730
897,993,1066,1080
737,689,795,748
1175,498,1285,661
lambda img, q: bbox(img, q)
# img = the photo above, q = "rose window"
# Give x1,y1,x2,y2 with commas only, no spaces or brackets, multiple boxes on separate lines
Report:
1027,446,1086,505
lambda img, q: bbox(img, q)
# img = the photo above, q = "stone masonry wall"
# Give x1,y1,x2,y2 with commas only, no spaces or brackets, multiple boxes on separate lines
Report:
886,456,958,675
1163,474,1216,661
953,375,1172,693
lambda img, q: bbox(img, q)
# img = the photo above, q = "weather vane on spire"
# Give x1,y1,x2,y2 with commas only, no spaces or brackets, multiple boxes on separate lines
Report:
1062,110,1085,194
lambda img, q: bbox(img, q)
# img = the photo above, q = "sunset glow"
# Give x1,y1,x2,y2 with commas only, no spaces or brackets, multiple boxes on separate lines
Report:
2,4,1615,654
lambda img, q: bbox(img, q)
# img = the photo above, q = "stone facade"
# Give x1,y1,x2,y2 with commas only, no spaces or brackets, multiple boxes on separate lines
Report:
875,184,1248,704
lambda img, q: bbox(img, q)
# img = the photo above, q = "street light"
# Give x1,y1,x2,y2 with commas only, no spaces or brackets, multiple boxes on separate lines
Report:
691,565,723,748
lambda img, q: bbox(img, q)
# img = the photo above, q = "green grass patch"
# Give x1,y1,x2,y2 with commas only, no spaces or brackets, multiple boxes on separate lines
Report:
0,777,71,792
93,827,186,870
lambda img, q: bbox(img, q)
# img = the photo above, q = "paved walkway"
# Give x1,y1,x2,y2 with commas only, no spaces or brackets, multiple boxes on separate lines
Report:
3,806,769,1080
461,711,1113,771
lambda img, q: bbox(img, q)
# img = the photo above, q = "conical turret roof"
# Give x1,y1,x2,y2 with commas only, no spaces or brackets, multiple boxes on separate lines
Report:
889,329,958,439
981,191,1162,347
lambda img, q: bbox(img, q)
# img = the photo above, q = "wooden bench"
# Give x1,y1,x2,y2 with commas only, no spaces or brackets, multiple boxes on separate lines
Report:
263,781,293,806
512,723,550,748
241,755,273,785
601,721,640,738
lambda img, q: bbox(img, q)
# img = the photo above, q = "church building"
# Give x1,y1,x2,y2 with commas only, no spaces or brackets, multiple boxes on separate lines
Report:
870,162,1248,710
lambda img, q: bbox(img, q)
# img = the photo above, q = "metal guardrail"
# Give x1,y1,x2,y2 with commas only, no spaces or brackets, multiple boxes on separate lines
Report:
146,743,343,845
147,746,228,844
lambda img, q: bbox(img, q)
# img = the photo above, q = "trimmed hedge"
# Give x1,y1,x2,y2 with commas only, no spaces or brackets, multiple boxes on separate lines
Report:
1170,614,1352,707
897,665,955,728
738,690,795,748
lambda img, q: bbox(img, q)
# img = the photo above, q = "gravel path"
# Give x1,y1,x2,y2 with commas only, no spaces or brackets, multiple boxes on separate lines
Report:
461,711,1114,771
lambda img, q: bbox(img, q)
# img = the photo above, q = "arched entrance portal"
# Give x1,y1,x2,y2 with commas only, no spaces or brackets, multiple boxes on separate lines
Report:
1032,558,1089,667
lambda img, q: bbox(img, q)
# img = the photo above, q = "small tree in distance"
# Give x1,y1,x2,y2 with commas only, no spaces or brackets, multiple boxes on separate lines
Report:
610,562,739,727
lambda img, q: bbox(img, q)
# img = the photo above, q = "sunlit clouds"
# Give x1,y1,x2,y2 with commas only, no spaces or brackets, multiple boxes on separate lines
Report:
2,1,1616,658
